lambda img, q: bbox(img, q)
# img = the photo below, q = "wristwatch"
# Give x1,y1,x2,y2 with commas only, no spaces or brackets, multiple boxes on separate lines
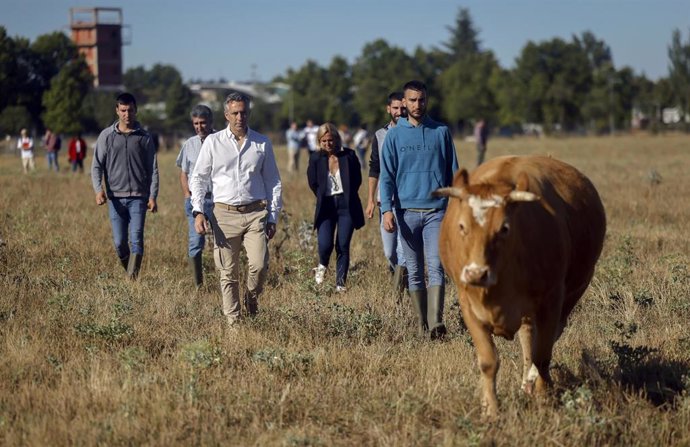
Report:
192,211,204,218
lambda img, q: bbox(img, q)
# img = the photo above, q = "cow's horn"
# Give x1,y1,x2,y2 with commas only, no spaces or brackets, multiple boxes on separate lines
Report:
432,187,466,199
507,191,539,202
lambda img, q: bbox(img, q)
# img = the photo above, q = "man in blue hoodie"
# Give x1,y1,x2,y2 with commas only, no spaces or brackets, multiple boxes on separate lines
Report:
379,80,459,339
92,92,159,279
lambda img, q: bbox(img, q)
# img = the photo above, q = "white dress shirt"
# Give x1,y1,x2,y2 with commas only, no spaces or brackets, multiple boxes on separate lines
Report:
190,127,282,223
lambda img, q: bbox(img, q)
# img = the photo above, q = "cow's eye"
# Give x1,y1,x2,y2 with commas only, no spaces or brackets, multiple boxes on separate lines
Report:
500,221,510,235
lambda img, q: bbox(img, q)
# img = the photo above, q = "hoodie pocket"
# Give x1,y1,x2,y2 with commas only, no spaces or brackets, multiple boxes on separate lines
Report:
399,171,442,201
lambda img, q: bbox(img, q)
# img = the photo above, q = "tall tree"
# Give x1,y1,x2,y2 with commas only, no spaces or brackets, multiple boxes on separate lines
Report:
574,31,612,71
438,52,499,131
575,32,615,132
443,8,481,61
28,32,79,124
0,27,19,112
165,77,193,133
513,38,592,132
0,105,32,136
352,39,418,126
281,60,329,124
489,67,525,129
438,7,494,132
324,56,355,125
42,58,93,134
81,90,118,133
124,63,185,104
668,28,690,129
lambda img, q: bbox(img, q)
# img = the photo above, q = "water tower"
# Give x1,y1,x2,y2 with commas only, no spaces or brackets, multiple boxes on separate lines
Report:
69,7,130,89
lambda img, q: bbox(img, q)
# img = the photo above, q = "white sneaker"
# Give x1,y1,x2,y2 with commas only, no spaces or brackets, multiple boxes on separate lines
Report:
336,285,347,293
313,264,327,284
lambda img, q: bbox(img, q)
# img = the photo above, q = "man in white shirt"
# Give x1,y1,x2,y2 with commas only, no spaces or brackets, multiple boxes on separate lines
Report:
190,92,282,327
303,119,319,153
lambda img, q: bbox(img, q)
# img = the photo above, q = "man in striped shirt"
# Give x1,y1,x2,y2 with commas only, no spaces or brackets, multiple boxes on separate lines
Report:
176,104,216,289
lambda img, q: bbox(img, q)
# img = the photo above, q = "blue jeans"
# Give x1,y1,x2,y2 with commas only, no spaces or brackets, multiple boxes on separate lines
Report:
47,152,59,172
379,207,405,271
107,197,148,261
396,208,445,291
184,197,215,257
317,195,354,287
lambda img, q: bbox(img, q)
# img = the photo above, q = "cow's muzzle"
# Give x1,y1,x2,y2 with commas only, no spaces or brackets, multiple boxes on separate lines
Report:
460,263,496,287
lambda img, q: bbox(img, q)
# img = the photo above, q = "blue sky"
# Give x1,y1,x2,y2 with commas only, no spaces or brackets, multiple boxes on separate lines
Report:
2,0,688,82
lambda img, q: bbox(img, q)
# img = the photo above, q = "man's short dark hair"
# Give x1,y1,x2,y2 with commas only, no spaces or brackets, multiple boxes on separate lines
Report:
190,104,213,123
402,80,427,95
224,91,250,112
116,92,137,108
387,91,404,105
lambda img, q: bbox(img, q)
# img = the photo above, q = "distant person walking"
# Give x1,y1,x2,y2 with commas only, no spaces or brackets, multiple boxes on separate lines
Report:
176,104,217,289
17,128,35,174
307,123,364,292
91,92,159,279
44,129,61,172
338,124,352,148
68,133,87,173
474,118,489,166
190,92,282,328
303,119,319,153
365,91,407,303
379,80,459,339
352,124,371,168
285,121,302,173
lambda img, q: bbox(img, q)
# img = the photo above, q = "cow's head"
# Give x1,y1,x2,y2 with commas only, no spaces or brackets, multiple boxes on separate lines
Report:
433,169,539,288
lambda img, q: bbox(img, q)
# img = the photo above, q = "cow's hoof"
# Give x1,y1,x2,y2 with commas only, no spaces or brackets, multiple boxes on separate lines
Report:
521,381,535,395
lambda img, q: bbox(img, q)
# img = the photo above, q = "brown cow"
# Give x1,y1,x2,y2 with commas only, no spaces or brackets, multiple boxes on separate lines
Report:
433,155,606,418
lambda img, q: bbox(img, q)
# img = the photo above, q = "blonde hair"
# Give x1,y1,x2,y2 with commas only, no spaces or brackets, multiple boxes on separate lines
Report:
316,122,342,152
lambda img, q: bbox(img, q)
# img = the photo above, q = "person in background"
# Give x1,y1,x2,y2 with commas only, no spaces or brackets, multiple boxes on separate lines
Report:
91,92,159,280
68,132,87,174
474,118,489,166
352,124,371,168
44,128,61,172
338,124,352,148
379,80,459,339
307,123,364,293
190,92,282,328
285,121,302,173
366,91,407,304
303,119,319,153
177,104,217,289
17,128,35,174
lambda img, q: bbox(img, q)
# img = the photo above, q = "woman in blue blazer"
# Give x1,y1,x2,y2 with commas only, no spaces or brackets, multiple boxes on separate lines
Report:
307,122,365,292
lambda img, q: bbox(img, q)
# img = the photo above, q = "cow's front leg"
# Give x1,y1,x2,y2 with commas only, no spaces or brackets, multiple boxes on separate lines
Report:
462,304,499,419
518,322,539,395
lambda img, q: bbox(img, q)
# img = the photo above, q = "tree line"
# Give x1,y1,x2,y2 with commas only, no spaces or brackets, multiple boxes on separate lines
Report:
1,8,689,139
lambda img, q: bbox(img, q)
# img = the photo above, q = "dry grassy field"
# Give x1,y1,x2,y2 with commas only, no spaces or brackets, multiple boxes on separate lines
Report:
0,134,688,446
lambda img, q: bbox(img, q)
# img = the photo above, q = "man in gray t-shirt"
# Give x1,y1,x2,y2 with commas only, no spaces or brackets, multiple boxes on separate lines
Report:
176,104,216,288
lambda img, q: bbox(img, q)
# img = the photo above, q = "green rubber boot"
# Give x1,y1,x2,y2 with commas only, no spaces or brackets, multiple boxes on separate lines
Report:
392,265,408,305
427,285,447,340
127,254,143,280
190,254,203,289
409,289,428,336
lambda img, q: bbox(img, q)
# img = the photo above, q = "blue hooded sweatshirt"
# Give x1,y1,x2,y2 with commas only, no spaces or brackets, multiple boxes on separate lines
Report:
379,116,458,213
